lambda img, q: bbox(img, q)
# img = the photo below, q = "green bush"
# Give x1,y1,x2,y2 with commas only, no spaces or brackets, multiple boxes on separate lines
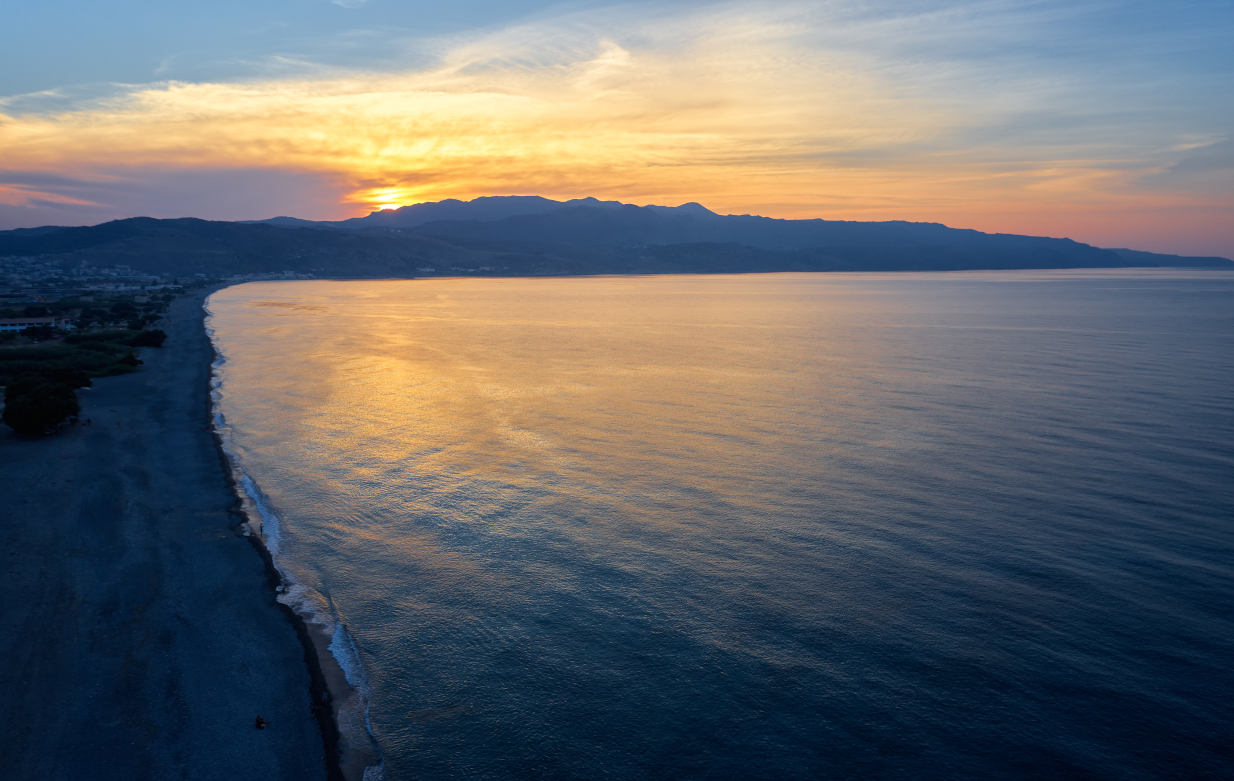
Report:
78,341,124,353
110,302,138,319
98,364,141,377
20,324,55,340
0,342,140,386
65,330,133,345
39,365,92,389
130,329,167,347
3,375,79,435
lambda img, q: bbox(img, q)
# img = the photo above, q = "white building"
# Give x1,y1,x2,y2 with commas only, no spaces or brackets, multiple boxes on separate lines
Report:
0,317,73,332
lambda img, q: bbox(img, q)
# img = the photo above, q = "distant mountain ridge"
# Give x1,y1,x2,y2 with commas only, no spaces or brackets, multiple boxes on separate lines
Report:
244,196,1230,268
3,196,1230,279
244,195,674,230
1107,248,1234,267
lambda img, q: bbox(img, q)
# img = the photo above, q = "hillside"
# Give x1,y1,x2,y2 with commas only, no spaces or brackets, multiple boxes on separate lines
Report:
2,198,1230,280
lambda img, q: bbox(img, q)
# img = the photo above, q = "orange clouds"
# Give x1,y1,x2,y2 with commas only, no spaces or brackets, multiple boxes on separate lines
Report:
1,2,1230,256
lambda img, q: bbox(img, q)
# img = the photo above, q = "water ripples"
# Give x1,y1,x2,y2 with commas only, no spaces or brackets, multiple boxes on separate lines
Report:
208,271,1233,780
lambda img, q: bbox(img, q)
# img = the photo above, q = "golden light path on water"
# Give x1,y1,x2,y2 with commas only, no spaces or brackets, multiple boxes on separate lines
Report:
206,272,1234,780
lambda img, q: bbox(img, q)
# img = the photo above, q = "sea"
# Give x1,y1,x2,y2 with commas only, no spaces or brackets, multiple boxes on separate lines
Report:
205,270,1234,780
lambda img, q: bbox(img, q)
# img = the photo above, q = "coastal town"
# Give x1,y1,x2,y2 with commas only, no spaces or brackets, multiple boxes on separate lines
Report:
0,251,324,434
0,256,180,433
1,255,178,342
1,252,315,305
1,254,320,338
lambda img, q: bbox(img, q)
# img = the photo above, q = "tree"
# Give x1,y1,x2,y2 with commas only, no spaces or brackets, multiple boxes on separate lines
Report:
39,365,92,389
130,329,167,347
82,307,107,320
110,301,139,320
20,324,55,340
3,375,79,435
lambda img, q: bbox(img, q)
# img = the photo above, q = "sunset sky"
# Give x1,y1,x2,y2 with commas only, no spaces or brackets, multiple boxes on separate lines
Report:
1,0,1231,256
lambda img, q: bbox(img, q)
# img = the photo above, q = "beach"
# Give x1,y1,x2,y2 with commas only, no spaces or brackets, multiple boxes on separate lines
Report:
0,289,331,779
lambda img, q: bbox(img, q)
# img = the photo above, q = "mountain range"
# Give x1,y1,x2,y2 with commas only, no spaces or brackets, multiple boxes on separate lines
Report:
2,196,1229,279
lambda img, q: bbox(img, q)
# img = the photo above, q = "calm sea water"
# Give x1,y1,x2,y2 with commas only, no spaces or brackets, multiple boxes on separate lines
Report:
206,271,1234,780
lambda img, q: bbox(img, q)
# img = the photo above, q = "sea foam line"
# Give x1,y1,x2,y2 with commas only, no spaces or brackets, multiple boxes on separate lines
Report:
205,295,383,780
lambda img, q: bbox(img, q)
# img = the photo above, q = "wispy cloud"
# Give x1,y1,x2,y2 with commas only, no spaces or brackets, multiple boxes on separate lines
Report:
1,0,1230,254
1144,137,1234,196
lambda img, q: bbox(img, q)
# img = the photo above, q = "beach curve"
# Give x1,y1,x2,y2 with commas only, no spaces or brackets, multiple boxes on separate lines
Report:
206,291,381,781
0,288,334,780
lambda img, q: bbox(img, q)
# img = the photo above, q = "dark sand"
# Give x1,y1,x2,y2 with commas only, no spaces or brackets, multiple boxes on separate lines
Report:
0,290,331,780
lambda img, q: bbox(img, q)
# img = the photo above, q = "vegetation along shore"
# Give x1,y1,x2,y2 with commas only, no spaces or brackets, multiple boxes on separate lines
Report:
0,288,339,779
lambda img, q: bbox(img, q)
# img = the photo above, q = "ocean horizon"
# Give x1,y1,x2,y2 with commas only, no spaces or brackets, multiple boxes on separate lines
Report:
206,270,1233,780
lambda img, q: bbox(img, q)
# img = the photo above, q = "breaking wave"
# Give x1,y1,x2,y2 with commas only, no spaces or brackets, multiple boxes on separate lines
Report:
206,296,383,779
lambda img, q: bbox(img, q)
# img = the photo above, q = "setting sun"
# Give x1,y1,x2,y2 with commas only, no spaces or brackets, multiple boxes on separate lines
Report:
1,2,1231,780
0,2,1229,257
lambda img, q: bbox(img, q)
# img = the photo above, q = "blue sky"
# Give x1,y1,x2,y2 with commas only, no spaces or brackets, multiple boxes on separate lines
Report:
2,0,596,94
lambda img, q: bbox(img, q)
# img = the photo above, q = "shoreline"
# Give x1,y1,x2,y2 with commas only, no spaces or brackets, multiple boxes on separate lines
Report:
205,398,347,781
204,289,373,780
0,287,331,779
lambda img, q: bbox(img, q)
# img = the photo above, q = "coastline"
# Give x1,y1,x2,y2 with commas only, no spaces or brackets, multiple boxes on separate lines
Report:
205,404,346,781
205,291,377,781
0,288,331,779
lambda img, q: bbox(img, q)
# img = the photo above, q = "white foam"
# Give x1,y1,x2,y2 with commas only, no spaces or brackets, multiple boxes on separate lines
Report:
362,761,386,781
207,291,383,775
329,622,368,690
238,472,283,555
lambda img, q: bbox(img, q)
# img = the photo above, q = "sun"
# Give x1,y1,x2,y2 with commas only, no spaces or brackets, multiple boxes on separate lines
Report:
354,186,423,213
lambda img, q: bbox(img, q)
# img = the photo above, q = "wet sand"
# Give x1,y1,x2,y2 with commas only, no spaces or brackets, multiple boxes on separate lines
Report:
0,290,332,780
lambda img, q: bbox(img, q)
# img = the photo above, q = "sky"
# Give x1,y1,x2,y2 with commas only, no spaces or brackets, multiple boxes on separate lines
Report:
1,0,1231,257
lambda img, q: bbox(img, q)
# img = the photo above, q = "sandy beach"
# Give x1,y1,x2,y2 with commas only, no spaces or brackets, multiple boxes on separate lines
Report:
0,289,331,779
